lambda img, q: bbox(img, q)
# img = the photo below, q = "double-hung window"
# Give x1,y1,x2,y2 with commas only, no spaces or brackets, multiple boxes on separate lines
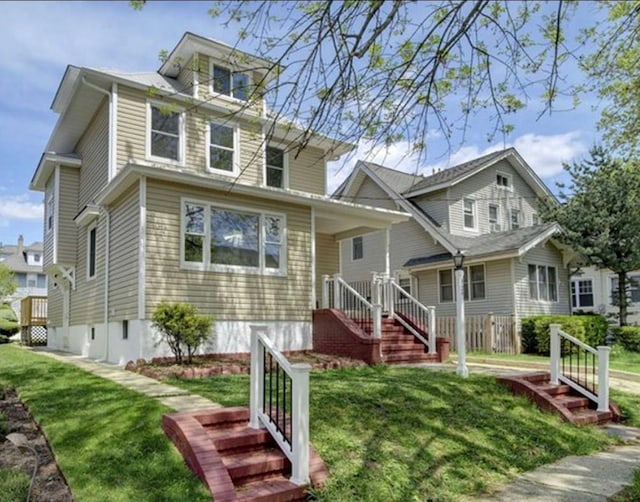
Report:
510,209,521,230
352,236,363,261
463,198,476,230
439,265,486,302
488,204,500,231
148,103,183,162
571,279,594,308
211,64,250,101
266,146,286,188
528,265,557,301
208,122,237,174
182,200,286,275
611,275,640,304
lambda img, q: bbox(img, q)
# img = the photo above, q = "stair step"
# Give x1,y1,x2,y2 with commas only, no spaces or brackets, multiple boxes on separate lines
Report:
212,427,274,453
536,383,572,396
384,353,439,363
521,372,552,384
235,475,307,502
552,395,590,410
381,335,419,344
381,342,426,353
571,408,612,425
223,448,290,483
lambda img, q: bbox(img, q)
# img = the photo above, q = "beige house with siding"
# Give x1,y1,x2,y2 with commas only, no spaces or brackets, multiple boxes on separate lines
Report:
30,32,408,365
333,149,579,332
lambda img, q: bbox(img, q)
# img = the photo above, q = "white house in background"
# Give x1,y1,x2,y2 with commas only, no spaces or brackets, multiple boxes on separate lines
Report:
570,266,640,325
333,148,582,331
0,235,48,317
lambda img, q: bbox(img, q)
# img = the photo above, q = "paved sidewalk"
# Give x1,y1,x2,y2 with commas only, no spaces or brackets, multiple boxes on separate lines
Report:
29,348,220,412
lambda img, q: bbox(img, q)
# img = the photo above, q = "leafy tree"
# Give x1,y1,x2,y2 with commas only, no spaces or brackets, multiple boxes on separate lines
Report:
151,302,213,364
0,264,17,300
0,303,19,340
542,146,640,326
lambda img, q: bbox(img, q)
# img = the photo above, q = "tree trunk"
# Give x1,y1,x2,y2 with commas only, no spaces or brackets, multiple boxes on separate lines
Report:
619,271,628,326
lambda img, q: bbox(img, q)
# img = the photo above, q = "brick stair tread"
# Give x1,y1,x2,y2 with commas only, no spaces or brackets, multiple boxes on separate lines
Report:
552,394,590,409
222,448,289,481
535,383,571,396
235,476,307,502
381,342,427,352
211,427,273,451
570,408,612,425
381,335,420,344
384,353,438,363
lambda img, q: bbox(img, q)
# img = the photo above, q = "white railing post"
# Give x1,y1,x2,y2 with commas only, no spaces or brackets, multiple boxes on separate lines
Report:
387,276,395,318
549,324,561,385
597,345,610,412
428,306,437,354
333,273,341,310
373,304,382,339
290,362,311,485
371,271,380,306
249,325,267,429
322,274,330,308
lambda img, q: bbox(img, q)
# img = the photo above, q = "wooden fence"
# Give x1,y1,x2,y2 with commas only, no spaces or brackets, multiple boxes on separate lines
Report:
436,312,520,354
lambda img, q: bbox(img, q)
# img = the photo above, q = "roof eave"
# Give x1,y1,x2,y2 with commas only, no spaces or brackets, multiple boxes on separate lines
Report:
31,153,82,192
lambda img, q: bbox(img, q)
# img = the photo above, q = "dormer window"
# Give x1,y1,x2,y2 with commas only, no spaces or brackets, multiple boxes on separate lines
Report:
211,64,250,101
496,172,511,189
34,254,41,263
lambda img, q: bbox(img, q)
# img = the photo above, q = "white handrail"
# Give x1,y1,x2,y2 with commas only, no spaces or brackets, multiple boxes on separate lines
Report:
249,325,310,485
557,329,598,355
389,280,437,354
336,276,373,309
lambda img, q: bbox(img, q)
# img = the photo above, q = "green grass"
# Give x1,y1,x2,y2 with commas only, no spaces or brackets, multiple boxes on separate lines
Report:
0,469,30,502
610,469,640,502
168,365,618,501
0,345,210,502
466,348,640,375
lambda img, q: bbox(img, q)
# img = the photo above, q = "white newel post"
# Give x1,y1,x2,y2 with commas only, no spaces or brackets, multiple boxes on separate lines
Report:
290,362,311,485
333,273,341,310
597,345,610,412
549,324,560,385
373,304,382,339
322,274,330,308
249,325,267,429
387,276,395,318
428,306,437,354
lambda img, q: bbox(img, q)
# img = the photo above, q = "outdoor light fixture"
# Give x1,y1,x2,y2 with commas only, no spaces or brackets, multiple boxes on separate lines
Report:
453,250,469,378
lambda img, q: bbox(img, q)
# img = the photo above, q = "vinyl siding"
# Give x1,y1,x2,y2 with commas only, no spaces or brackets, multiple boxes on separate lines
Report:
57,167,79,264
411,189,449,230
415,258,515,316
70,217,106,325
144,179,312,321
514,243,570,321
288,146,326,195
352,176,397,210
47,284,63,327
315,233,339,306
108,184,139,320
447,159,539,235
43,179,55,267
117,86,146,170
177,56,195,95
77,99,109,208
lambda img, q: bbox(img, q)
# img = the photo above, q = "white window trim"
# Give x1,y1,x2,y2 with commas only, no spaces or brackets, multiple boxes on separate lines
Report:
532,213,540,225
205,120,240,176
180,197,287,276
351,236,363,262
145,101,185,166
488,203,501,231
208,60,252,103
86,223,97,281
438,264,487,303
528,264,558,303
496,171,513,191
510,208,521,230
571,278,594,309
264,143,289,189
463,198,478,231
437,268,454,304
46,193,54,235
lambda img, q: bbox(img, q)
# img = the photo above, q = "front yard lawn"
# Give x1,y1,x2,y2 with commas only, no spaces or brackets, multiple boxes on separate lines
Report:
0,345,209,502
167,364,619,501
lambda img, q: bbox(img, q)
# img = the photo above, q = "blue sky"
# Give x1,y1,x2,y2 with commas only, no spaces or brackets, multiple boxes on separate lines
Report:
0,1,606,248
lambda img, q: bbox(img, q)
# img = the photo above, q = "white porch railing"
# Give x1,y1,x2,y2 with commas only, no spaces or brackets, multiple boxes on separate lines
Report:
549,324,610,412
249,326,311,485
387,279,436,354
322,274,382,338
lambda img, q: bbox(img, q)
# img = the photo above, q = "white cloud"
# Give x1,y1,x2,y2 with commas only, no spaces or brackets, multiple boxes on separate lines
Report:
0,195,43,221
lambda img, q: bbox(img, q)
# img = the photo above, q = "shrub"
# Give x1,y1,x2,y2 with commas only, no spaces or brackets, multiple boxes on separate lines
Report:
0,412,7,437
521,314,609,355
151,302,213,364
611,326,640,353
0,304,19,338
0,468,30,502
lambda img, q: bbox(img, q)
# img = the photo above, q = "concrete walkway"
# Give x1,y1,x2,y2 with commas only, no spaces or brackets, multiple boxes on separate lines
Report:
29,348,220,412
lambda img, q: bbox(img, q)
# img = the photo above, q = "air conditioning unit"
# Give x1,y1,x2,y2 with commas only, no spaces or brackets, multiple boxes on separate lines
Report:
490,223,501,232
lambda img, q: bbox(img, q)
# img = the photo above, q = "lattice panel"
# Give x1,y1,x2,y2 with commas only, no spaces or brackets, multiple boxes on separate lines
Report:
22,326,47,346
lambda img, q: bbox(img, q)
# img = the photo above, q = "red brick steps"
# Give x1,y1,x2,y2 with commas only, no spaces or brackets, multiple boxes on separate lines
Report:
380,318,439,364
497,372,620,425
162,407,329,501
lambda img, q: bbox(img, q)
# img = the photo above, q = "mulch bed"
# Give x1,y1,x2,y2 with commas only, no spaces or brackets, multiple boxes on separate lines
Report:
0,388,73,501
126,351,366,380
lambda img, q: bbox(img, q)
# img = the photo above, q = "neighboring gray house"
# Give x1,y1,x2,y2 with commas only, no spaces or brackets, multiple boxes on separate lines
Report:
334,148,579,331
0,235,47,317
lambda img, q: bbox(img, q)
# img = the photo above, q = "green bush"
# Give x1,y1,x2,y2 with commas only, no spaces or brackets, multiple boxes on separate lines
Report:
611,326,640,353
0,304,19,337
0,469,30,502
0,412,7,437
0,335,11,344
521,314,609,355
151,302,213,364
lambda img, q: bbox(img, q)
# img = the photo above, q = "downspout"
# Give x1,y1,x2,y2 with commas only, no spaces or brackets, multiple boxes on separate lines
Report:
81,76,115,361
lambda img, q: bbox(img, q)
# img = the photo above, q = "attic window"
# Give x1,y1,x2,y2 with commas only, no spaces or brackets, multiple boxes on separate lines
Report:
496,172,511,189
211,65,250,101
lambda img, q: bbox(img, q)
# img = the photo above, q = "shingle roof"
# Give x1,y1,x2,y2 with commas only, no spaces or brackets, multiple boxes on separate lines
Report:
359,161,425,194
88,68,184,94
404,222,559,267
0,241,44,274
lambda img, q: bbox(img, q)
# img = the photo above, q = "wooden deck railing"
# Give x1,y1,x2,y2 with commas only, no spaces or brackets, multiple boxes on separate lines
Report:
20,296,47,327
